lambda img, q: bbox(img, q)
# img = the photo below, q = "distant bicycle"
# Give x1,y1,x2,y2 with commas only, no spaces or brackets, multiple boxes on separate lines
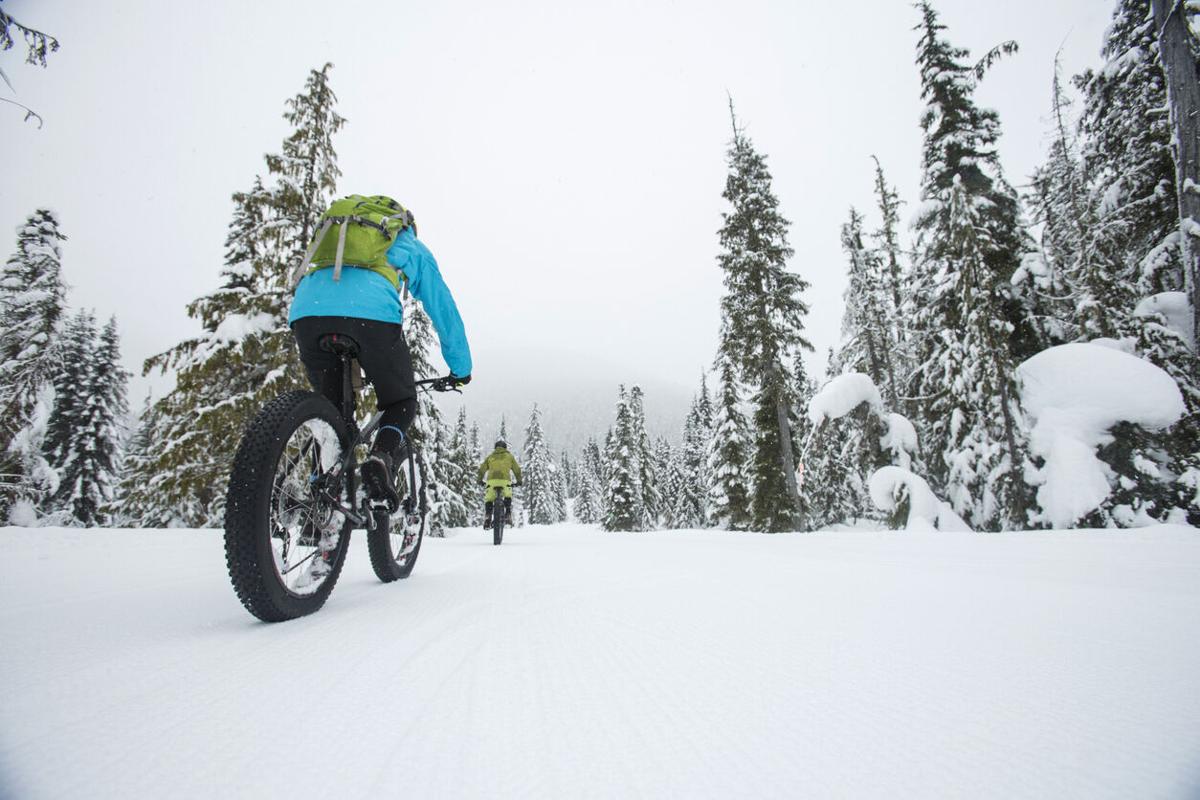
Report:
484,479,520,546
223,333,459,622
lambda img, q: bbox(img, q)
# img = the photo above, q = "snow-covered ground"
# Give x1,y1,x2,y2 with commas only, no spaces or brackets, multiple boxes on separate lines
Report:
2,523,1199,799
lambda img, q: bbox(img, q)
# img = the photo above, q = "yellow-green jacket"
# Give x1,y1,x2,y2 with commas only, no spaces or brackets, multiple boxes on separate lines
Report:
478,447,522,484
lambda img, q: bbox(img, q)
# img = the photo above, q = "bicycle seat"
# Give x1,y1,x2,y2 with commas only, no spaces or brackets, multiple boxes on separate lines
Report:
317,333,361,358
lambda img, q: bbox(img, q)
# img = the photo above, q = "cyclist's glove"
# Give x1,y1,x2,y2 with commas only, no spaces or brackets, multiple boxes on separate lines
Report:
431,374,470,393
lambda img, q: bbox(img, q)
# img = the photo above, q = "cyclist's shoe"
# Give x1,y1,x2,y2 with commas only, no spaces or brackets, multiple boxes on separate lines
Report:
362,450,401,513
483,502,493,529
505,508,514,525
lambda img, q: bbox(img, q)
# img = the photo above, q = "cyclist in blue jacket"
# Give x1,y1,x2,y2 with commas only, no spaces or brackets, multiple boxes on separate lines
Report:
289,219,472,510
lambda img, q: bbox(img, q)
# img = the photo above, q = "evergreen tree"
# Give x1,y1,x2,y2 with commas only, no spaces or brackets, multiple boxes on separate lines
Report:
1071,0,1200,522
837,208,901,406
561,450,577,499
602,386,643,531
706,344,752,529
717,103,811,531
628,385,659,529
0,209,68,517
671,393,710,529
265,63,346,269
129,65,344,526
652,436,678,527
521,404,561,525
917,179,1033,529
573,437,605,524
906,3,1034,529
869,157,909,331
446,407,479,527
42,313,129,526
1025,58,1090,346
404,303,458,535
551,452,569,523
801,416,858,529
113,395,164,527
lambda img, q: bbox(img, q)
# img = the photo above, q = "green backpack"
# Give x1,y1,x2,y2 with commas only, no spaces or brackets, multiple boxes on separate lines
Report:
289,194,415,290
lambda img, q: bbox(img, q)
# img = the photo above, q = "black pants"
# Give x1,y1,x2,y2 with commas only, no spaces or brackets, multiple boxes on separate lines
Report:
291,316,418,434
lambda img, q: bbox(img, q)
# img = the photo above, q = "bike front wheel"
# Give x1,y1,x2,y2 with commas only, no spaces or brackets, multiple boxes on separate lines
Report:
367,449,428,582
224,391,353,622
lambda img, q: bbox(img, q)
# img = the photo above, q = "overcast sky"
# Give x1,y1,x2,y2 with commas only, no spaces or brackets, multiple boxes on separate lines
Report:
3,0,1111,412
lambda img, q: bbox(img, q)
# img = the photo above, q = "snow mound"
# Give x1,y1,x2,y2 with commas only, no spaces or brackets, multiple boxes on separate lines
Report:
809,372,882,426
869,466,972,532
1017,343,1185,528
880,413,918,470
1134,291,1194,351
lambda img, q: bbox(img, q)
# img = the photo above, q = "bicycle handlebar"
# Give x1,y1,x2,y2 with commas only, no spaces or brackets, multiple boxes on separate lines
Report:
416,375,467,394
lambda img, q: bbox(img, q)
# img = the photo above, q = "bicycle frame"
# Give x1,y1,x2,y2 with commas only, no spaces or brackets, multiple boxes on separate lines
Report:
311,353,441,529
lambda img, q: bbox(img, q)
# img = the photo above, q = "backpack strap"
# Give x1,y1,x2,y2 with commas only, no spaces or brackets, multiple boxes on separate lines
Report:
290,217,335,289
333,217,350,281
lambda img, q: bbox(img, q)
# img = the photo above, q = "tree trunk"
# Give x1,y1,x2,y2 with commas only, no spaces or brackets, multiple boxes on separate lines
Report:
1153,0,1200,359
770,361,803,530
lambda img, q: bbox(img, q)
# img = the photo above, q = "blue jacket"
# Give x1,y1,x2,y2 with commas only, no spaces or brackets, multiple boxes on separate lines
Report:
289,227,473,378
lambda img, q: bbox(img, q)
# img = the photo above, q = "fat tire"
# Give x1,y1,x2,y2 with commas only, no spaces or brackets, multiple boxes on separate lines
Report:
367,452,427,582
224,391,352,622
493,507,504,546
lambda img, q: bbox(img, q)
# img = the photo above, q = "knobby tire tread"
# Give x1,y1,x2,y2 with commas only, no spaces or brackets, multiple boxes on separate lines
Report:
224,391,351,622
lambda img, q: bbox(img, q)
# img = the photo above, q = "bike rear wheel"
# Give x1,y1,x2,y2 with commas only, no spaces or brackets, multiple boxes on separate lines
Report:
367,450,428,582
224,391,353,622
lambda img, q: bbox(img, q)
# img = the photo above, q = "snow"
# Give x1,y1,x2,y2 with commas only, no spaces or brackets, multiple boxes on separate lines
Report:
4,523,1200,799
211,311,276,343
1017,343,1186,528
1137,289,1195,347
1088,336,1137,354
868,466,971,532
910,198,942,227
879,413,918,470
808,372,882,426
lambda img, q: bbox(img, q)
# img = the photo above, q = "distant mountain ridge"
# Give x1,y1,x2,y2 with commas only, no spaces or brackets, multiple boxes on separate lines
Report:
433,346,694,456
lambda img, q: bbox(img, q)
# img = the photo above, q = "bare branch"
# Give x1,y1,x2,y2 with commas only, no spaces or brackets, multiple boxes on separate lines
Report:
0,94,42,127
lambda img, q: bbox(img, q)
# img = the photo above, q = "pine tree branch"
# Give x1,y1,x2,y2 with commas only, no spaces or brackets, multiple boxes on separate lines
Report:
973,40,1019,82
0,7,60,67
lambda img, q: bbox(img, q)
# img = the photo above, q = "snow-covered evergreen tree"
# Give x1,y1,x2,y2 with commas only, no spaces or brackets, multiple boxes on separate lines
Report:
602,386,644,531
628,385,659,529
573,437,605,524
128,65,344,526
905,3,1035,530
0,209,68,518
671,387,712,529
42,313,128,526
113,395,165,527
1070,0,1200,522
1025,58,1090,347
836,208,901,406
550,452,569,523
445,407,479,527
716,103,811,531
521,404,561,525
403,303,459,536
706,343,752,530
652,436,678,527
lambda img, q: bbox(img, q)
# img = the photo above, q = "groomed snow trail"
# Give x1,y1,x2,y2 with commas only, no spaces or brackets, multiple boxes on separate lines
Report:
2,524,1199,799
